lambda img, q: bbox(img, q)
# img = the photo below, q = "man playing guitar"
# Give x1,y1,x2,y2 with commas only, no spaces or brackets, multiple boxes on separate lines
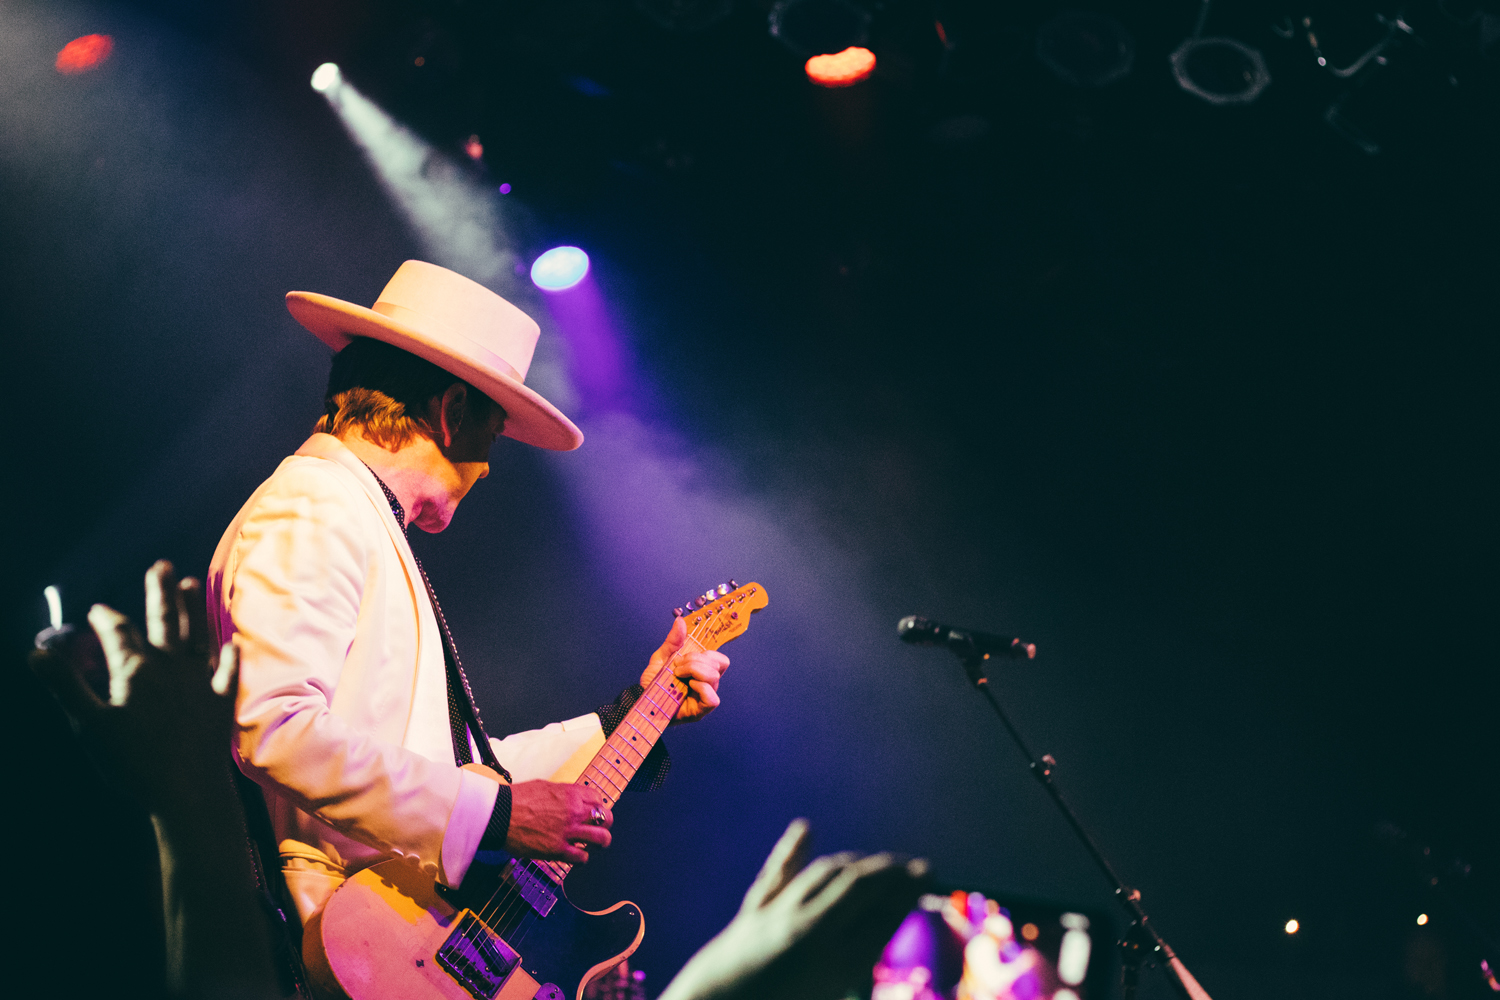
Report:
207,260,728,928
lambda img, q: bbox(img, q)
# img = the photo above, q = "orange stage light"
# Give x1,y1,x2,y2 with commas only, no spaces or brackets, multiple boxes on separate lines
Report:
805,46,875,88
56,34,114,75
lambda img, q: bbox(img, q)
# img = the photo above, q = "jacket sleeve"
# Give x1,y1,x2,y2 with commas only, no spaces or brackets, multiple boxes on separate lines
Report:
227,465,490,885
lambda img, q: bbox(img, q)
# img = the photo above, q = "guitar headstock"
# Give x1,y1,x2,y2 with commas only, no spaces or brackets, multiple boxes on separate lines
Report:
674,580,769,652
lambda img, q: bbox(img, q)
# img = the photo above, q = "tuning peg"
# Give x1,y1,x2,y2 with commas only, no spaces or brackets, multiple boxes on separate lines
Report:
673,608,684,618
702,590,715,603
694,596,706,608
717,583,730,596
728,579,738,589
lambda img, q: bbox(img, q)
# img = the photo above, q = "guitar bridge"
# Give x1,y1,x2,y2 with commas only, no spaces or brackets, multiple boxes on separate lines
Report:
435,910,521,1000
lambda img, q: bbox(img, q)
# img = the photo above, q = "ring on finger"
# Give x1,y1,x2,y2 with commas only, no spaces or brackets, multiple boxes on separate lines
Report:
589,806,606,825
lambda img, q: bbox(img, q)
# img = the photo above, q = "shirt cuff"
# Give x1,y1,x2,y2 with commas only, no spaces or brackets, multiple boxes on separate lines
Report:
479,784,513,853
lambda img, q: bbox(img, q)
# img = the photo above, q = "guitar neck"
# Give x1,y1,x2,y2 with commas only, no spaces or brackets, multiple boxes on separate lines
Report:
532,650,694,885
529,583,766,885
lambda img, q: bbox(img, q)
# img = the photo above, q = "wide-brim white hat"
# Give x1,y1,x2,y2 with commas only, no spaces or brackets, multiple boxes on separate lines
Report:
286,260,582,451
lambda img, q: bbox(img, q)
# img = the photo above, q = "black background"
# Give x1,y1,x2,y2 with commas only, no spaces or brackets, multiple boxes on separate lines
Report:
2,1,1496,997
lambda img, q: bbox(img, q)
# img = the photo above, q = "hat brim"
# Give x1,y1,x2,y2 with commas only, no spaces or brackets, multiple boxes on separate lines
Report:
286,291,583,452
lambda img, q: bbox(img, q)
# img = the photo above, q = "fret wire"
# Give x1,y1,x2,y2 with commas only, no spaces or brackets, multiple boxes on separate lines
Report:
642,684,681,712
584,766,625,797
592,755,632,788
602,736,645,772
608,739,645,768
641,684,675,709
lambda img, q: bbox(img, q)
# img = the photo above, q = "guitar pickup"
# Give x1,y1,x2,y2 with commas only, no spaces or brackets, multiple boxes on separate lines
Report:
502,859,558,918
436,910,520,1000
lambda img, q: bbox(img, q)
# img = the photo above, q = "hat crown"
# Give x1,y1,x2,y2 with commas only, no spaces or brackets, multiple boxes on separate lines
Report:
372,260,539,382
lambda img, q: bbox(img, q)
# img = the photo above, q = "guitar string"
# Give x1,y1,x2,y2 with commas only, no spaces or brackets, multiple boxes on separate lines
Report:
475,609,728,940
477,660,688,940
476,671,680,943
470,611,721,941
475,593,741,941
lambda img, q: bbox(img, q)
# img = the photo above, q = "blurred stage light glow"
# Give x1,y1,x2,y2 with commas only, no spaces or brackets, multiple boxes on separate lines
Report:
310,62,341,92
55,34,113,74
531,247,590,291
315,73,523,286
1284,919,1300,934
1417,913,1429,925
805,46,876,87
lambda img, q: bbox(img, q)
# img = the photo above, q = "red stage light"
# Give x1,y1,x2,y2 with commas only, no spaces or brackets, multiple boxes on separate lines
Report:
805,46,875,88
56,34,114,75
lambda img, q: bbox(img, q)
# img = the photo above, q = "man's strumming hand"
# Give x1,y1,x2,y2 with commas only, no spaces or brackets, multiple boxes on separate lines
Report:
641,615,729,725
507,780,613,864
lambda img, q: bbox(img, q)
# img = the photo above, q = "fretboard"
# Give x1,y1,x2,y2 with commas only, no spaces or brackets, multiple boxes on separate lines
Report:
530,636,701,884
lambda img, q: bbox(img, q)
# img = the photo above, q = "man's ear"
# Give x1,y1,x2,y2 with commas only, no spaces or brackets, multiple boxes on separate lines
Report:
438,383,468,448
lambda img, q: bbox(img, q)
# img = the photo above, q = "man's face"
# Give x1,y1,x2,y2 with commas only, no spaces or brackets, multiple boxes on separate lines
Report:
412,391,505,533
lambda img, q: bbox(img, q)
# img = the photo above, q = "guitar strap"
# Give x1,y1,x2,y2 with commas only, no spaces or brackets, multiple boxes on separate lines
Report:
366,464,510,780
232,766,314,999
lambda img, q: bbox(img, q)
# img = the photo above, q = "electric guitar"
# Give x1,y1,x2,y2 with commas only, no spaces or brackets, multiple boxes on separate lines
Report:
303,581,770,1000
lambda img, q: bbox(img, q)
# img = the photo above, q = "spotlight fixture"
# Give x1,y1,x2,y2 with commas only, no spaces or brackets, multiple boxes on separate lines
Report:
1171,36,1271,105
531,247,590,291
805,46,876,87
1036,11,1135,88
55,34,114,75
310,62,341,92
769,0,870,58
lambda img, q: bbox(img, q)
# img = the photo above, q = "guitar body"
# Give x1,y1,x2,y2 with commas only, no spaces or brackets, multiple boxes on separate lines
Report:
306,858,643,1000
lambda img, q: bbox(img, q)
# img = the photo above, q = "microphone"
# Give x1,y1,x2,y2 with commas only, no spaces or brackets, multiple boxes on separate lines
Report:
898,616,1037,661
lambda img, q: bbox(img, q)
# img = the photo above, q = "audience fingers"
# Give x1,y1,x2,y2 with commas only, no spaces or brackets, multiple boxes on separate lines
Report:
144,560,182,651
28,648,106,724
180,577,211,663
741,818,813,913
780,851,861,906
89,603,149,707
211,641,239,698
807,853,920,921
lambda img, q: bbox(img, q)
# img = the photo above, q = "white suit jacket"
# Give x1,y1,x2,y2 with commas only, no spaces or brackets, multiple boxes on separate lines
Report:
208,433,604,921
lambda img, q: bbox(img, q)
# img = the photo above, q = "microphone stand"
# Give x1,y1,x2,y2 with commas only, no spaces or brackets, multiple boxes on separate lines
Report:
948,643,1213,1000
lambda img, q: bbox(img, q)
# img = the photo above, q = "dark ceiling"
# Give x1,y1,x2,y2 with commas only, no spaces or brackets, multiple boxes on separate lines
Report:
3,1,1497,998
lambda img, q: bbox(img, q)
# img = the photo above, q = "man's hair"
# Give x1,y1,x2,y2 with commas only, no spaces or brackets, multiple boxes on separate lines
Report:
315,338,501,448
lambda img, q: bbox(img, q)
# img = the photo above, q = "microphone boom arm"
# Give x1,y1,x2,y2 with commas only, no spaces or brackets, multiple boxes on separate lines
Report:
900,617,1214,1000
